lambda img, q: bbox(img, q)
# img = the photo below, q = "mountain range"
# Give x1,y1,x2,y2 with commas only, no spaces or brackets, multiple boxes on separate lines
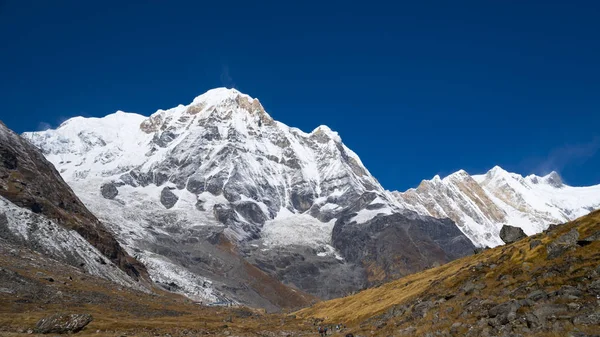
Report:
11,87,599,309
394,167,600,247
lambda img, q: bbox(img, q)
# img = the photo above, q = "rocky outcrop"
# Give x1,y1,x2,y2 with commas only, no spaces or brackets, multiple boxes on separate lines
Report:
546,228,579,259
160,187,178,209
332,209,475,284
499,224,527,244
0,121,149,284
100,183,118,199
34,313,93,334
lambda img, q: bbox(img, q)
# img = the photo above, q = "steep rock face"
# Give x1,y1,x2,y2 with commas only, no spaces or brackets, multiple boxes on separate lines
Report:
394,166,600,247
23,88,474,303
332,209,475,284
0,121,148,288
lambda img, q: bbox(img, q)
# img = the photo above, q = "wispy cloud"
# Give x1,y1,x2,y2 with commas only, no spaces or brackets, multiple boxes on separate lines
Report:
36,112,91,131
37,122,52,131
534,137,600,175
220,65,236,88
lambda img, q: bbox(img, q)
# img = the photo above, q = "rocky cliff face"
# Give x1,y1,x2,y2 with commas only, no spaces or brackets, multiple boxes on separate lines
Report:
394,166,600,247
0,121,149,289
23,88,474,303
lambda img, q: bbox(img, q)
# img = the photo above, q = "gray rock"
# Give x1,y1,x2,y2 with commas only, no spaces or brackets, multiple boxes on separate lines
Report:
533,304,568,321
461,281,485,295
518,298,535,307
213,204,238,225
372,320,386,329
572,312,600,325
589,279,600,294
450,322,462,334
100,183,118,199
545,172,563,188
129,169,153,187
527,289,547,302
529,240,542,250
34,313,93,334
233,201,267,224
412,301,433,319
488,300,521,325
154,130,177,147
332,209,475,285
546,228,579,259
0,147,18,169
290,188,315,212
558,285,582,298
525,312,541,329
160,187,178,209
499,225,527,244
186,176,205,194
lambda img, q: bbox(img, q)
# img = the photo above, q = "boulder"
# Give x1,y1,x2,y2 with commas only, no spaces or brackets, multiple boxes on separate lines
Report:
412,300,433,319
533,304,568,321
34,313,93,334
100,183,118,200
546,228,579,259
499,225,527,244
233,201,267,224
526,289,547,302
160,187,178,209
557,285,582,299
488,300,520,319
186,176,205,194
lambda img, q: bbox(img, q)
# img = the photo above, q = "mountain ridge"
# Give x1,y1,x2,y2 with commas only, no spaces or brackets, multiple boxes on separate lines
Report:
22,87,474,305
0,120,150,290
394,165,600,247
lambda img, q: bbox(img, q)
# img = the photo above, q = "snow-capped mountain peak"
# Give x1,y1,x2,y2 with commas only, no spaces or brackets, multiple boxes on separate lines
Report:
190,87,252,105
22,88,475,304
395,166,600,247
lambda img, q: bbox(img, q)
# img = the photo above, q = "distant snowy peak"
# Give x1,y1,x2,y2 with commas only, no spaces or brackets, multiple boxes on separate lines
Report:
394,166,600,247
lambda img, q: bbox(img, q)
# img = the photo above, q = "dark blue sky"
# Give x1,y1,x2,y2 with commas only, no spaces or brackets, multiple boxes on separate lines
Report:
1,0,599,190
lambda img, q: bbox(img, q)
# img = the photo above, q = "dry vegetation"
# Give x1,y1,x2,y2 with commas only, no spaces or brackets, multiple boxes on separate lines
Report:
298,210,600,336
1,210,599,336
0,239,313,336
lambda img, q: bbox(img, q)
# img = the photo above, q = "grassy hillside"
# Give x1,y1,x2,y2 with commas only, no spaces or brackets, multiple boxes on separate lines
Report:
0,238,314,336
2,210,598,336
298,210,600,336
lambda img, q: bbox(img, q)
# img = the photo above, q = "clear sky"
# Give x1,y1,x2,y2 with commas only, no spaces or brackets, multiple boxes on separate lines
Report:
1,0,599,191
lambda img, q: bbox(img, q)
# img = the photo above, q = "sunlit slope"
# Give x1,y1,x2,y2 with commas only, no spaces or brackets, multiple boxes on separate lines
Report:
298,209,600,336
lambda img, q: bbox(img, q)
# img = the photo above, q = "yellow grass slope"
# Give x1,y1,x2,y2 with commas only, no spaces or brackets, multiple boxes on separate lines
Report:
297,210,600,336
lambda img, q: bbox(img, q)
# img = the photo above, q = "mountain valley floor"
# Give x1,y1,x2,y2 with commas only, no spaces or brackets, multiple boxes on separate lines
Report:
2,210,600,336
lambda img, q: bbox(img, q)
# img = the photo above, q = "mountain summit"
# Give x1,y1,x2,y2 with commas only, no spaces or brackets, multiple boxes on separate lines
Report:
23,88,474,306
394,166,600,247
